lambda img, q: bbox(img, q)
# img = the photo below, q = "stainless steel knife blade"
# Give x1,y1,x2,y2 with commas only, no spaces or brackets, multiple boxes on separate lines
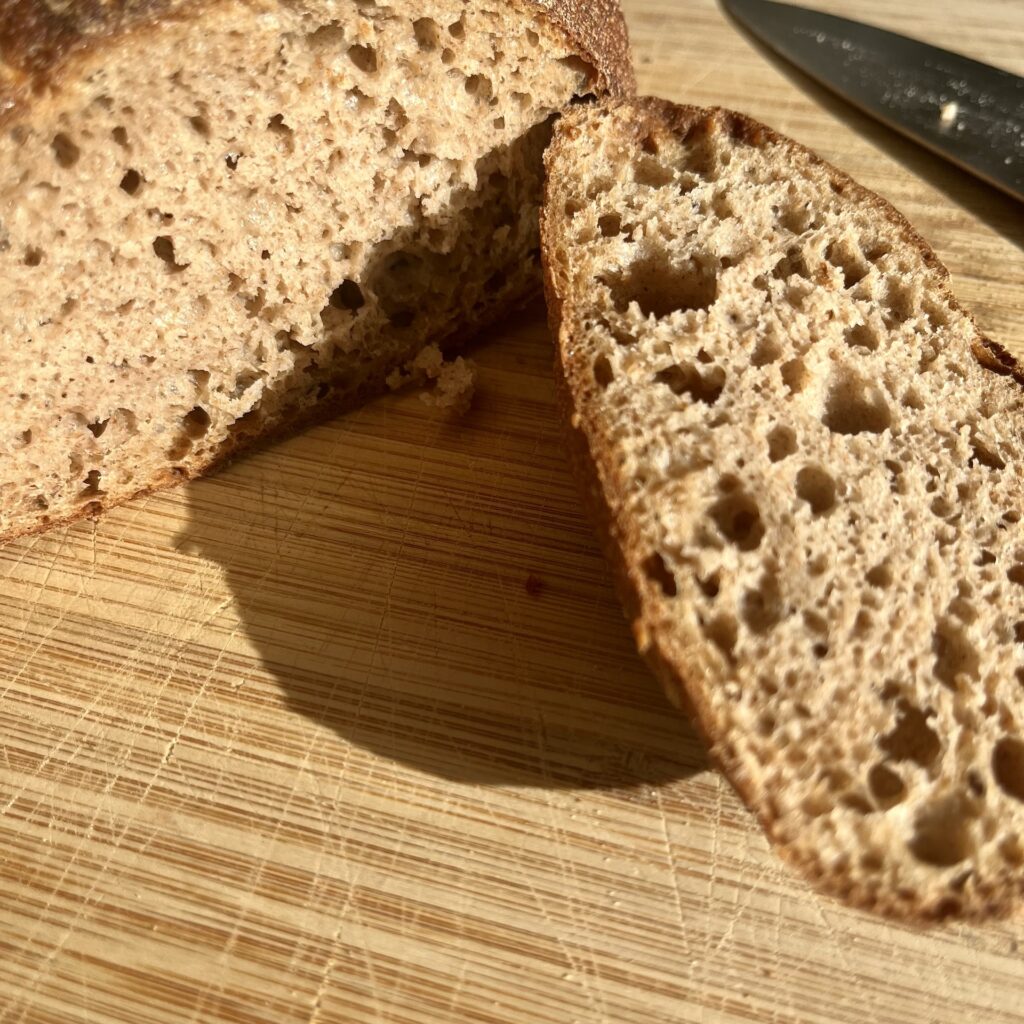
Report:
721,0,1024,203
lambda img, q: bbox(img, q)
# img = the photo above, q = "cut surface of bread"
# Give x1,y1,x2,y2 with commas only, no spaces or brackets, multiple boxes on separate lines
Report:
542,97,1024,921
0,0,631,542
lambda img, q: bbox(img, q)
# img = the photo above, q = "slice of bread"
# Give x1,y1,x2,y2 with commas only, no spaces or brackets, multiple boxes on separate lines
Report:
542,97,1024,921
0,0,631,543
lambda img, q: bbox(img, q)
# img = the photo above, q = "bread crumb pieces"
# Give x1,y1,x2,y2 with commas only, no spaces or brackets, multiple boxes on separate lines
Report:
386,343,477,416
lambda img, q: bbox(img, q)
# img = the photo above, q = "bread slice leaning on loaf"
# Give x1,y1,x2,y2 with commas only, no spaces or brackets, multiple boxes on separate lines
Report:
0,0,632,543
542,97,1024,921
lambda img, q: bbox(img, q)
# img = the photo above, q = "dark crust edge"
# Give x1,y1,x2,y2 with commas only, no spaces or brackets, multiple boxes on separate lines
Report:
0,0,634,124
541,96,1024,924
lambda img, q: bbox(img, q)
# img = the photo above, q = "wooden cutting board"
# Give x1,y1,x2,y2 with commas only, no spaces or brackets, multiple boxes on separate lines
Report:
2,2,1022,1021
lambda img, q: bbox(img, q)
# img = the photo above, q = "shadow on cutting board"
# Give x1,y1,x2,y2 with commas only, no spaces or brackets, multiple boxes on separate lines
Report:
177,303,709,792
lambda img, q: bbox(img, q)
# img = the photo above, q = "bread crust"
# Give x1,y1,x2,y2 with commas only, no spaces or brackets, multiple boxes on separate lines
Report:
0,0,633,124
542,97,1024,923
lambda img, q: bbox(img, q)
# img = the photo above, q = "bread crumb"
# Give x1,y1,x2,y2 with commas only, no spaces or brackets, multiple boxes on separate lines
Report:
386,343,477,416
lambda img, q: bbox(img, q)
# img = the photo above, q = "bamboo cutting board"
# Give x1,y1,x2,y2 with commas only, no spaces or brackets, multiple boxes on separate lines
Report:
2,1,1023,1021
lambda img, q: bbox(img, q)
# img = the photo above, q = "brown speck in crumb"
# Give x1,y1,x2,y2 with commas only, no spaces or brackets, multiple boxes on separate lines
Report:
525,573,544,597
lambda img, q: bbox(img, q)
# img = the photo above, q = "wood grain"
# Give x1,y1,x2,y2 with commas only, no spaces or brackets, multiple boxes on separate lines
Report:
1,2,1023,1022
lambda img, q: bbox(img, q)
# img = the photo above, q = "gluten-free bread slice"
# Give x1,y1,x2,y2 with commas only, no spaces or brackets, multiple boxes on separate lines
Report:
0,0,631,542
542,97,1024,921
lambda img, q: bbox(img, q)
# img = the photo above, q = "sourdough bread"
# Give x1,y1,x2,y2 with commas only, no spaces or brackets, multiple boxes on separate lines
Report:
0,0,631,542
542,97,1024,920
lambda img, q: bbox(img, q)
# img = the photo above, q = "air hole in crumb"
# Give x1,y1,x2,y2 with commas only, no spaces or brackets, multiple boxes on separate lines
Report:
633,157,674,189
778,204,814,234
709,490,764,551
969,437,1005,471
23,247,43,266
183,406,211,438
902,387,924,410
464,74,492,101
225,153,240,170
1000,835,1023,865
593,355,614,389
1007,564,1024,586
119,168,142,195
923,299,951,329
771,248,809,281
908,797,972,866
447,17,465,38
825,240,869,288
868,763,905,808
642,552,676,597
112,125,129,147
966,769,986,797
932,616,980,689
413,17,440,50
80,469,103,498
187,114,211,138
751,335,781,367
328,279,365,311
654,362,725,405
267,113,294,139
306,21,346,51
976,549,996,567
167,437,191,461
767,426,796,462
52,132,80,168
844,322,878,351
598,213,622,238
348,44,378,73
697,571,720,599
711,193,733,219
706,614,737,662
741,574,782,634
860,850,884,872
796,465,836,515
780,357,808,394
152,235,189,272
602,254,717,318
388,309,415,329
822,367,892,435
881,699,940,766
86,419,107,438
993,737,1024,802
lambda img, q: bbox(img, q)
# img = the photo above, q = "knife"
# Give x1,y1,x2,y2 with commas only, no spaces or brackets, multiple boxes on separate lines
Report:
721,0,1024,203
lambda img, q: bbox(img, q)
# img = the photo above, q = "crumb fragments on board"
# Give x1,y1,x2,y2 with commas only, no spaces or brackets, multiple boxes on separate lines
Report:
386,343,478,415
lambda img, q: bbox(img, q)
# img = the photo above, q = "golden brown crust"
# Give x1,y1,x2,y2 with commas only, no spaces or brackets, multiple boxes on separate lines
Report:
542,97,1021,924
0,0,633,123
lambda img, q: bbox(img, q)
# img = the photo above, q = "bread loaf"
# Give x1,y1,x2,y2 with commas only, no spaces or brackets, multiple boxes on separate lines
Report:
542,97,1024,920
0,0,631,542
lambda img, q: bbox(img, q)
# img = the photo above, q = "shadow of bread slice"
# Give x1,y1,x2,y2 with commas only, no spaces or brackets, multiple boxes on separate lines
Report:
542,97,1024,921
0,0,632,542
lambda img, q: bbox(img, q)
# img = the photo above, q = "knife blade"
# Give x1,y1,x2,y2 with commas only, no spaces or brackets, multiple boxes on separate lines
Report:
721,0,1024,203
